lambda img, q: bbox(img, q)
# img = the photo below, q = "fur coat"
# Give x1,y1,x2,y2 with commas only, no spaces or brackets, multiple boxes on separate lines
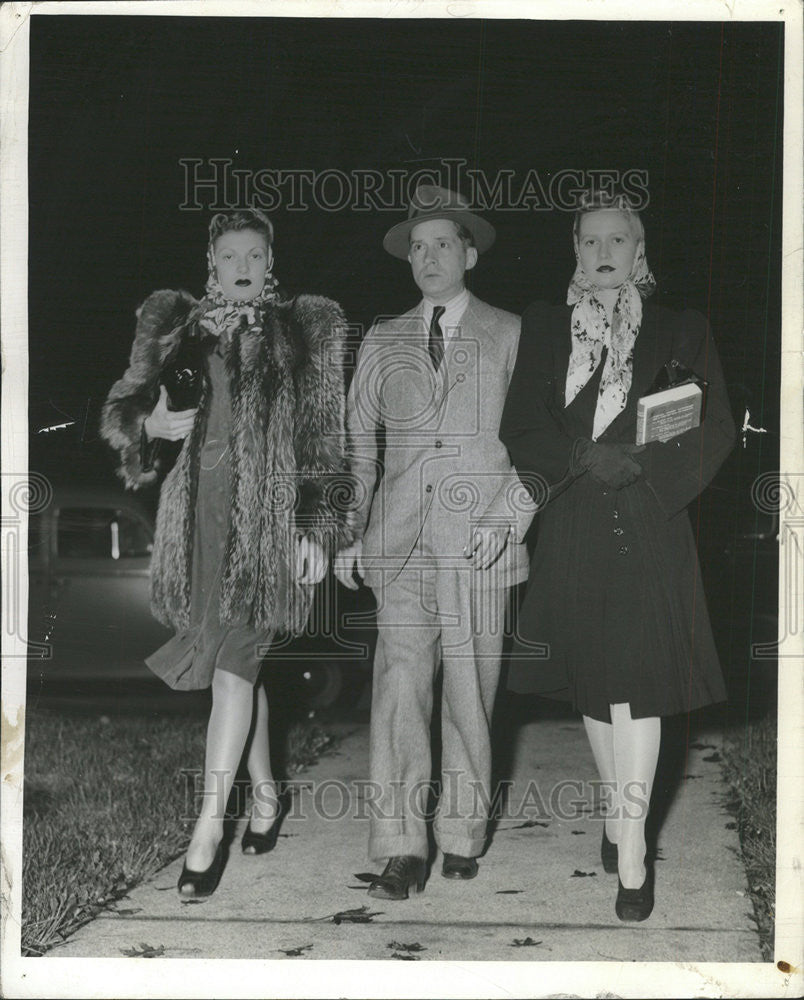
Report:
101,289,354,636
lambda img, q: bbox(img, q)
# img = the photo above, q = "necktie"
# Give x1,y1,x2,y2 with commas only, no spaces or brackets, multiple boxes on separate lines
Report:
428,305,445,371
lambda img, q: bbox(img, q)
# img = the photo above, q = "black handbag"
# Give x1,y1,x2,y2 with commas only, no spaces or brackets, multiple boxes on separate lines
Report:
141,332,204,474
645,358,709,417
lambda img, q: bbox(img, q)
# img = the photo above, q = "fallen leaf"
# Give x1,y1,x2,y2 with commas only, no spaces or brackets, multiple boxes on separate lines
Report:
332,906,383,924
511,937,542,947
387,941,426,952
278,944,312,957
571,830,586,835
120,943,165,958
495,890,523,895
570,869,597,878
352,872,380,883
390,952,419,960
505,819,549,830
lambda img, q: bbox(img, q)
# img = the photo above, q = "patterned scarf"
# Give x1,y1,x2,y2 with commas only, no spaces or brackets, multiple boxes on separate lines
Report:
196,242,280,343
564,233,655,440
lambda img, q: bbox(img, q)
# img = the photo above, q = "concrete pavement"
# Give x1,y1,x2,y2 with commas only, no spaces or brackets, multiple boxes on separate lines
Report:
49,706,761,963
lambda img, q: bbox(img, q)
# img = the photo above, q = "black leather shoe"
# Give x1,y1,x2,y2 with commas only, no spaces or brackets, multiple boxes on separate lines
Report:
615,869,654,922
177,841,225,899
441,853,479,880
368,856,427,900
601,829,619,874
241,795,287,855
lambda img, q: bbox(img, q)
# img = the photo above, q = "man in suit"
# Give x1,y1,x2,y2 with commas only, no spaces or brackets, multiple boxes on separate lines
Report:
335,185,536,899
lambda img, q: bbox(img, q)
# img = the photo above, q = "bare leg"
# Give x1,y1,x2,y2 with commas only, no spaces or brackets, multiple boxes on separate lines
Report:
185,669,254,870
610,702,660,888
245,681,278,833
583,714,619,844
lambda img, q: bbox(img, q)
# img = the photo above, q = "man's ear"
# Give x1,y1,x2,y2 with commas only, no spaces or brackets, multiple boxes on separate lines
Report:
465,246,479,271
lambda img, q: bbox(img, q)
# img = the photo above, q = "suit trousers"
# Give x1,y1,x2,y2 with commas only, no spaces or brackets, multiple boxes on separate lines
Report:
368,528,508,862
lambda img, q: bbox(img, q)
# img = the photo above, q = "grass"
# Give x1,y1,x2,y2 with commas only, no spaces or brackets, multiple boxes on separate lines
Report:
21,709,338,956
720,710,777,961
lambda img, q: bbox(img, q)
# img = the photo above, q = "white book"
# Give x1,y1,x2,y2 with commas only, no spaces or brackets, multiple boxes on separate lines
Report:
636,382,703,445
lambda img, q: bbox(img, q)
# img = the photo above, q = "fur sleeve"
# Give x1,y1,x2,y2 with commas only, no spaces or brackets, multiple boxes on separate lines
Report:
100,289,197,489
288,295,356,554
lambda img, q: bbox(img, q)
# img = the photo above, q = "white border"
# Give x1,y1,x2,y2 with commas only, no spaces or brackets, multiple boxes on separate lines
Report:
1,1,802,997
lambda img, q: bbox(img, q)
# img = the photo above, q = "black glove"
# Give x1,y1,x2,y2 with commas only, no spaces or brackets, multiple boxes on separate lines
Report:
571,438,644,489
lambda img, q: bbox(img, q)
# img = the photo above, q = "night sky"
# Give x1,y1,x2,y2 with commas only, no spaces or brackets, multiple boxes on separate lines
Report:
28,15,782,487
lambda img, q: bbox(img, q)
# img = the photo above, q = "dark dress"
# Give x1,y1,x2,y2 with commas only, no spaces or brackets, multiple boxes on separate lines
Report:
500,301,736,723
146,341,273,690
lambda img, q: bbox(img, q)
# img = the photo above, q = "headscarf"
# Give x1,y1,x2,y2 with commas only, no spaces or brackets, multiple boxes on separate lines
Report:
564,220,656,440
196,235,281,343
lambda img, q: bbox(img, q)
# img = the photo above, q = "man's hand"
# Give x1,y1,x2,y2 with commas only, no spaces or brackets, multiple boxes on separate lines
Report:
465,522,511,570
296,535,328,584
143,385,198,441
334,540,364,589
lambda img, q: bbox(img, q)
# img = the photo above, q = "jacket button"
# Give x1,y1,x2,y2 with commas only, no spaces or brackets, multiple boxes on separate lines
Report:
425,484,433,493
618,544,629,555
435,440,442,449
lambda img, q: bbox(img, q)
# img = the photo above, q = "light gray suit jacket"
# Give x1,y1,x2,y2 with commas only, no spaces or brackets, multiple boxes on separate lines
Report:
347,293,536,590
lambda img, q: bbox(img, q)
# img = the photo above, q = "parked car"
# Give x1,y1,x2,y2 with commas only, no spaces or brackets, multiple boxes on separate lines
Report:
26,478,373,707
27,482,173,683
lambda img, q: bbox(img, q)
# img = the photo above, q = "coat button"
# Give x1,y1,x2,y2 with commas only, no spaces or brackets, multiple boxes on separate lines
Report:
618,544,629,555
434,440,442,449
425,484,433,493
613,526,624,536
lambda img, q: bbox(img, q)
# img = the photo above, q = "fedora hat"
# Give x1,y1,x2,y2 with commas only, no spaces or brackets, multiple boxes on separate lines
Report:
383,184,496,259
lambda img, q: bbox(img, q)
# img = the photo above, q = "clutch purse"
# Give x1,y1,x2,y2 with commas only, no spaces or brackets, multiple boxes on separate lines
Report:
141,333,204,473
645,358,708,404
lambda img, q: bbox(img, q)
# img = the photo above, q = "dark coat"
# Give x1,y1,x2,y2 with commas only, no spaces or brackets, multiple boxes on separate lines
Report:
101,289,354,636
499,301,736,721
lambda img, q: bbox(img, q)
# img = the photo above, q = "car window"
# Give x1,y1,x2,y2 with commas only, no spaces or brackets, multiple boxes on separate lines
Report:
56,507,153,560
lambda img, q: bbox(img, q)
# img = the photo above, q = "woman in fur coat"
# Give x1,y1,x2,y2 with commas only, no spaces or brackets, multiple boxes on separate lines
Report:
101,209,353,897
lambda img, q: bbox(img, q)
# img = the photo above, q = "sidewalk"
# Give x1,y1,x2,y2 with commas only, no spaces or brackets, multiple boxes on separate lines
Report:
49,712,761,963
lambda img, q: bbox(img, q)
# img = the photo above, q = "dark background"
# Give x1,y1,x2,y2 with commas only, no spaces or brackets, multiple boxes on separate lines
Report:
27,15,783,715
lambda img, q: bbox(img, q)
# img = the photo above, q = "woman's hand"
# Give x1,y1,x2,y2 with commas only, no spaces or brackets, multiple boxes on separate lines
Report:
572,438,644,489
334,540,364,590
296,535,328,584
143,385,198,441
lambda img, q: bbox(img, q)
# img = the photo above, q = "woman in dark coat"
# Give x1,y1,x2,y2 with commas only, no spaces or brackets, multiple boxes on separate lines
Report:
499,190,735,921
102,209,352,897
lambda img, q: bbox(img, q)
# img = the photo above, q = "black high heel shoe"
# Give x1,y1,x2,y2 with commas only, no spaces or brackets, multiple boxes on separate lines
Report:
615,867,654,922
177,841,225,898
241,794,287,855
601,829,619,874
